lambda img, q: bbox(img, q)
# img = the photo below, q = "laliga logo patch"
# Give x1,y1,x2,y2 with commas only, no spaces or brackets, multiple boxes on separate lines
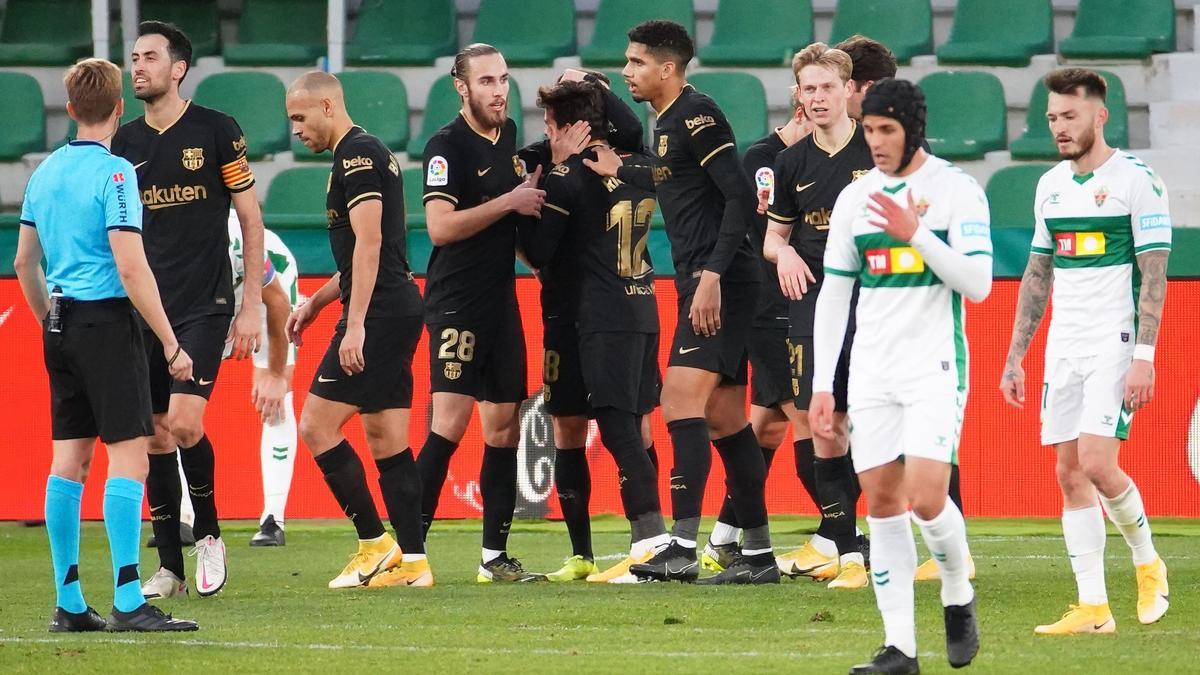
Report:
426,155,448,186
755,167,774,205
1094,186,1109,207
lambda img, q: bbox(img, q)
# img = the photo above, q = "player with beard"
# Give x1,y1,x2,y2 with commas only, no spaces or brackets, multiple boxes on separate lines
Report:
417,44,548,583
113,21,265,600
587,20,778,585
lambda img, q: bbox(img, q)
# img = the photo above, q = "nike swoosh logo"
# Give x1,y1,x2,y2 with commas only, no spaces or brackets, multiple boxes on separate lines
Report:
477,167,491,176
751,568,774,581
133,161,148,170
318,375,337,383
150,504,167,512
796,182,815,192
666,561,697,575
794,562,834,575
358,572,372,585
678,346,701,355
197,379,213,386
821,502,840,510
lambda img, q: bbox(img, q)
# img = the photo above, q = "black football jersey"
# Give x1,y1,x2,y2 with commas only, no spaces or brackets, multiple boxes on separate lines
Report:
421,114,526,323
112,102,253,323
742,131,789,328
326,126,422,319
529,147,658,335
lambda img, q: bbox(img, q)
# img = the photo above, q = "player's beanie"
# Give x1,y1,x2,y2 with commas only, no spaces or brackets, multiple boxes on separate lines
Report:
862,78,926,172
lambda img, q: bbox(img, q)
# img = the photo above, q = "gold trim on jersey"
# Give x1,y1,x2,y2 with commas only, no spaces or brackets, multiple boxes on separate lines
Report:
766,210,797,223
347,192,383,209
332,126,360,154
699,142,735,167
344,165,373,177
460,111,501,145
147,99,192,134
655,84,692,117
544,203,570,216
423,191,459,205
813,119,857,158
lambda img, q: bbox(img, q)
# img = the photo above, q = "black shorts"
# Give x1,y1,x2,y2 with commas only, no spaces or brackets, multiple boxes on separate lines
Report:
45,299,153,443
542,322,588,417
580,331,660,415
789,334,850,413
427,300,527,403
144,314,231,414
748,324,792,408
310,315,423,413
668,279,757,385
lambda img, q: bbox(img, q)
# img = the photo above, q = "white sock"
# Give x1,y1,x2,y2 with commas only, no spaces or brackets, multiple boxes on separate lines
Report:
855,526,864,537
260,391,298,526
742,547,772,556
708,521,740,546
632,533,670,559
914,498,975,607
402,553,427,562
810,533,837,557
481,547,505,563
1098,481,1157,566
839,551,864,567
671,537,697,549
867,513,918,659
1062,505,1108,605
175,450,195,526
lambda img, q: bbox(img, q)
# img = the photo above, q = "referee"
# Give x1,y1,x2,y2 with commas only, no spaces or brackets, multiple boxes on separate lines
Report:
14,58,197,632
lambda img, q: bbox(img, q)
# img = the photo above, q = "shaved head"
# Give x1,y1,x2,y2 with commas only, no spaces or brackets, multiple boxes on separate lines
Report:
289,70,343,99
286,71,352,154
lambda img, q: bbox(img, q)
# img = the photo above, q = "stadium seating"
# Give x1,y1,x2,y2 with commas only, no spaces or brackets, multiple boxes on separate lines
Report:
292,71,410,160
698,0,813,66
223,0,326,66
140,0,221,58
263,166,331,229
986,164,1053,229
1058,0,1175,60
920,71,1007,160
407,74,524,159
0,0,91,66
194,72,289,159
829,0,933,64
345,0,456,66
688,72,767,154
580,0,695,66
402,167,426,228
472,0,576,66
0,73,45,160
1010,70,1128,160
936,0,1053,67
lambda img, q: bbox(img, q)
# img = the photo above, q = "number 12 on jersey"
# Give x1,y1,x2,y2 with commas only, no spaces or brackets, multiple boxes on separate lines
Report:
607,198,655,278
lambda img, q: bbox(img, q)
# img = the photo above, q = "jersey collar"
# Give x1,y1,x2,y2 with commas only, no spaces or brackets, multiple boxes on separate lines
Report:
67,140,107,150
460,111,502,145
655,84,692,118
145,99,191,135
332,125,361,154
812,119,857,157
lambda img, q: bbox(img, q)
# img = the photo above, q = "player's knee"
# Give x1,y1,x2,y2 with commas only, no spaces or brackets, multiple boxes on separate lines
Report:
298,413,333,454
909,490,946,521
1077,452,1118,490
552,416,589,448
168,414,204,449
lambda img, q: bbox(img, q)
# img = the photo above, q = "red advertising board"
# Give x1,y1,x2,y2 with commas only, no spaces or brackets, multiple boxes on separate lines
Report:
1,278,1197,521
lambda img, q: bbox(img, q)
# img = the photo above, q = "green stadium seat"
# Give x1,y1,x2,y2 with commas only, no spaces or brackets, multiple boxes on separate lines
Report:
829,0,932,65
986,164,1053,229
0,73,45,160
0,185,19,228
224,0,326,66
263,167,332,229
63,72,142,147
1058,0,1174,60
292,71,410,161
194,72,289,159
0,0,91,65
919,71,1006,160
140,0,221,58
580,0,695,67
408,74,524,158
688,72,767,155
473,0,576,66
346,0,456,66
936,0,1052,67
402,167,426,229
601,71,650,148
1010,70,1127,160
700,0,813,66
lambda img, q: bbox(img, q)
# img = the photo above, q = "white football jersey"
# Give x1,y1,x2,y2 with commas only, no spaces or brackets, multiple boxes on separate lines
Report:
1032,151,1171,358
824,155,992,391
227,211,299,312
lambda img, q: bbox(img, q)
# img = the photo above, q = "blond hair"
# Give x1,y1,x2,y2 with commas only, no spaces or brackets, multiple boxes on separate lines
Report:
791,42,853,84
64,58,122,125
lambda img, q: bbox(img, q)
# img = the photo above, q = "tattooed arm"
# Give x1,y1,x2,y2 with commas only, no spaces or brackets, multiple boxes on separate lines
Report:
999,252,1054,409
1124,250,1169,411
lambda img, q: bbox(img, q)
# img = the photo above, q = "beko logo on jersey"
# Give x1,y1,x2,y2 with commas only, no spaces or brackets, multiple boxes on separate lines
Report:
141,184,209,209
343,156,374,170
684,115,716,133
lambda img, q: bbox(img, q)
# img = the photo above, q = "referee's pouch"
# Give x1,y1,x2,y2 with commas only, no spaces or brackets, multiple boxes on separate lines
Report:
47,297,135,332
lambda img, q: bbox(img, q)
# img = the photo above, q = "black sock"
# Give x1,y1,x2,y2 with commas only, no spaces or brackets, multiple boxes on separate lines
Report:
948,462,964,513
793,438,818,507
147,452,185,579
715,445,776,531
179,435,219,540
596,407,660,520
713,426,769,532
480,446,517,552
645,442,659,476
416,432,458,536
666,417,711,542
315,440,385,540
376,449,424,555
814,455,858,556
554,448,592,559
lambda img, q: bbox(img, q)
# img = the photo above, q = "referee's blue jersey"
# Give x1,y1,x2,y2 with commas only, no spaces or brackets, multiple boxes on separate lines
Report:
20,140,142,300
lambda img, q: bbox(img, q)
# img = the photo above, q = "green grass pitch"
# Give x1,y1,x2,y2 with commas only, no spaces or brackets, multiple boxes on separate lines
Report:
1,517,1196,673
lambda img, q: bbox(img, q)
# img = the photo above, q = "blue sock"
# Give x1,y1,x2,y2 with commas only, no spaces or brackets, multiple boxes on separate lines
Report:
103,477,146,613
46,475,87,613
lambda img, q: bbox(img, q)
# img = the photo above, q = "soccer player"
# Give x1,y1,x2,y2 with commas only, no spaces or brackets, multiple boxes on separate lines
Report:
284,71,430,589
417,44,547,583
811,79,987,673
701,89,812,572
763,43,873,589
114,21,266,599
1001,68,1171,634
522,79,671,584
588,20,778,585
16,57,197,632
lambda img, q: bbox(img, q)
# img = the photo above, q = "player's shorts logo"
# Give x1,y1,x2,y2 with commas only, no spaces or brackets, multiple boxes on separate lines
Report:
443,361,462,381
182,147,205,171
